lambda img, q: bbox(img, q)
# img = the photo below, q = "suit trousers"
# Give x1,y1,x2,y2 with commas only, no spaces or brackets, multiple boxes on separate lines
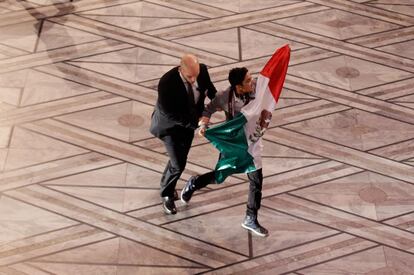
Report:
160,130,194,198
193,168,263,216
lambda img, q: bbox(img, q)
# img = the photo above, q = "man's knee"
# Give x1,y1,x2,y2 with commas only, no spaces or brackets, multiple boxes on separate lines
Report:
169,159,187,173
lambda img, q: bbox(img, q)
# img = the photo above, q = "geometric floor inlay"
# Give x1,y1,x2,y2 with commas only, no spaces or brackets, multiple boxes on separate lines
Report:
1,0,413,274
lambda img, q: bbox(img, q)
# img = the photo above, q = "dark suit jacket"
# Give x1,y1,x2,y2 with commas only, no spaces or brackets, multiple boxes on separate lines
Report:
150,64,217,138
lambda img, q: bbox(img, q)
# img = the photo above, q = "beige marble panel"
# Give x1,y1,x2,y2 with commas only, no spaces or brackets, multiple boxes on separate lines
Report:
56,101,153,142
20,70,97,106
284,76,414,125
0,39,132,74
249,22,414,73
275,9,399,40
385,213,414,233
49,185,160,212
66,61,174,84
50,15,234,66
358,78,414,100
369,138,414,161
73,46,180,64
0,0,141,27
81,15,201,33
36,236,202,267
240,27,308,61
26,0,72,5
378,40,414,60
0,126,12,148
292,171,414,220
145,0,234,18
78,1,203,18
307,0,414,26
28,262,207,275
43,163,161,189
262,157,326,177
173,28,239,60
146,2,328,39
266,194,414,251
29,262,118,275
0,0,40,10
269,99,351,128
6,263,52,275
0,70,29,91
390,93,414,103
4,127,88,170
285,108,414,151
367,0,414,3
0,152,121,192
300,246,414,274
0,44,27,59
288,55,412,91
0,224,113,266
0,148,7,172
35,63,157,105
0,88,22,107
274,98,314,110
36,20,104,52
394,102,414,109
133,137,167,154
266,128,414,183
191,0,301,13
166,205,337,257
1,91,128,127
5,185,247,267
347,26,414,48
0,195,76,245
281,88,317,100
369,3,414,17
204,234,376,274
0,21,38,52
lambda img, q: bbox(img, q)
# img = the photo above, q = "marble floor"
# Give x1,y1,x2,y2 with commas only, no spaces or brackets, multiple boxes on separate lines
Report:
1,0,414,274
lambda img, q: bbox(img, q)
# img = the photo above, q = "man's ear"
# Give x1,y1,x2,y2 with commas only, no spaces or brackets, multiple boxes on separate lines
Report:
235,84,242,93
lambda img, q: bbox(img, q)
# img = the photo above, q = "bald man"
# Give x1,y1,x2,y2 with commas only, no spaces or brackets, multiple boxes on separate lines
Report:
150,54,217,215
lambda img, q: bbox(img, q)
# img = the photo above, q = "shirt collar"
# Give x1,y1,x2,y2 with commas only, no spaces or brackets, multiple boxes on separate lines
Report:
179,69,198,88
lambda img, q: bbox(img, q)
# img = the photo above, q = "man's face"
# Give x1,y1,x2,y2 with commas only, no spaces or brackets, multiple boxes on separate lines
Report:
180,65,200,84
237,72,253,94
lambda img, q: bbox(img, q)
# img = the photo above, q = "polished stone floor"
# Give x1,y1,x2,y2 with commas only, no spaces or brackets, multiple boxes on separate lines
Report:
1,0,414,274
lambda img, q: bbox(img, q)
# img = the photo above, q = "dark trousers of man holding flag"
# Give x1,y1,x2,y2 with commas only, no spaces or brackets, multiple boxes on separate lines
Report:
188,167,264,228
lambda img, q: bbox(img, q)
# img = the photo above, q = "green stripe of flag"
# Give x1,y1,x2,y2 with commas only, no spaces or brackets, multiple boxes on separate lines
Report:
205,113,256,183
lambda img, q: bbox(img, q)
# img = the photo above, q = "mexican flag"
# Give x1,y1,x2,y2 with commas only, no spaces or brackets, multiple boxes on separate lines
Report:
205,45,291,183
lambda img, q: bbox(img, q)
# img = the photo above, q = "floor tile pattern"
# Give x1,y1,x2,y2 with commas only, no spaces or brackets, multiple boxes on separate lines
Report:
0,0,413,274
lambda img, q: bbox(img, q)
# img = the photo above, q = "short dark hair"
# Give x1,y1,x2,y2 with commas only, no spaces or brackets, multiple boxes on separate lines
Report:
228,67,248,88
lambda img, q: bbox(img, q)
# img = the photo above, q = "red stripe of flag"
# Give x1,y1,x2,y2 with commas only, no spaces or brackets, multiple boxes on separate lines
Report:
260,45,291,103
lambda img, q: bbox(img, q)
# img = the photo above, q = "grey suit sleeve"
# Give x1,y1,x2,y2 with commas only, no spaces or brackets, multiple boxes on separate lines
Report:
202,89,229,118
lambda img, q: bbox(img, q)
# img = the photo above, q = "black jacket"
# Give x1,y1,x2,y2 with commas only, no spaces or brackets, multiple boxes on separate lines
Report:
150,64,217,138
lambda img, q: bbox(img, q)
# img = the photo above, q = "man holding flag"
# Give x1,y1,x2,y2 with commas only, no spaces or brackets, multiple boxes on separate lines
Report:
180,45,290,237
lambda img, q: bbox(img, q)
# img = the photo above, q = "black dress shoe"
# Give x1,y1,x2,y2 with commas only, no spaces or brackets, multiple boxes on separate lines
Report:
181,176,197,204
162,196,177,215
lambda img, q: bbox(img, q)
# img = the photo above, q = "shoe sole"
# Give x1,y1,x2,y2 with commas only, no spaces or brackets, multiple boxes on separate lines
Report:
241,223,268,237
180,189,189,205
162,204,176,215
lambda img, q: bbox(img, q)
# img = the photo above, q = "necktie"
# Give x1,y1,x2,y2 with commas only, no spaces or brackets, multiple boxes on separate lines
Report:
186,82,197,126
187,81,195,106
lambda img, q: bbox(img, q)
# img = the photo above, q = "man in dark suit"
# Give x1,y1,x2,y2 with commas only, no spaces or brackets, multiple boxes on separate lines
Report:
150,54,217,215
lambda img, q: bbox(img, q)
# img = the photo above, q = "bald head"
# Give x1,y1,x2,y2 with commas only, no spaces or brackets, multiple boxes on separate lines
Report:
180,54,200,84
